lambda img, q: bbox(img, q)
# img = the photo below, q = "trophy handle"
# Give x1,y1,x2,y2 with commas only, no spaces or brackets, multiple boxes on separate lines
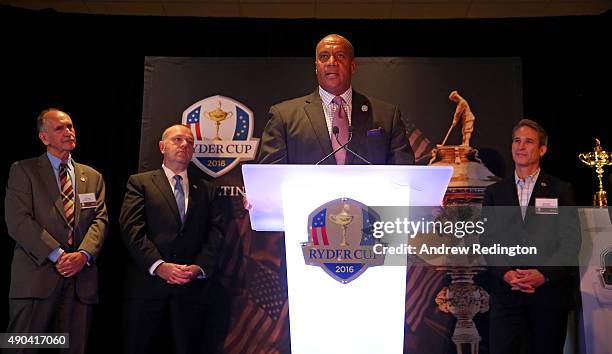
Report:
578,153,593,166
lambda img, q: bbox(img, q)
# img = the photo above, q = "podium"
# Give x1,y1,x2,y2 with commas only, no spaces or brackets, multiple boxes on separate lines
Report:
243,165,452,354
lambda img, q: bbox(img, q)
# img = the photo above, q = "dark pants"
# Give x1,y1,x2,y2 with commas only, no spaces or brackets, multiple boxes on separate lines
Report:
5,278,92,354
123,296,210,354
489,291,568,354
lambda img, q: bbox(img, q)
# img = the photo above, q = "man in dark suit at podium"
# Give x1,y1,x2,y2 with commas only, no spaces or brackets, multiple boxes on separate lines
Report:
119,124,224,354
258,33,414,165
483,119,580,354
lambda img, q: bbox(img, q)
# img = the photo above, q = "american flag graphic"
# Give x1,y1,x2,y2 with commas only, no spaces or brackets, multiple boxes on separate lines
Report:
234,107,250,141
405,122,434,164
360,209,376,246
310,208,329,246
222,258,290,354
405,265,447,333
186,106,203,140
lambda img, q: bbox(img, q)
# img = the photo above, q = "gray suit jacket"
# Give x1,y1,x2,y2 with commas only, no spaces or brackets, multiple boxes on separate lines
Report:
4,153,108,304
258,89,415,165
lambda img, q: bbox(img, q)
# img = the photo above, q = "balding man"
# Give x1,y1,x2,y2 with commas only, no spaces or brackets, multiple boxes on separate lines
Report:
119,124,224,354
5,108,108,354
258,33,414,165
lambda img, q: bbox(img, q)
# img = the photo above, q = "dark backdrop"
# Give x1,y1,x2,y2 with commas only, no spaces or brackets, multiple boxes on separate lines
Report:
1,5,610,353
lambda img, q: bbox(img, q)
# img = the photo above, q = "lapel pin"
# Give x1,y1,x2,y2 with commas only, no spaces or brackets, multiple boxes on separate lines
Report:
541,182,547,187
361,105,368,112
193,185,198,189
80,177,86,182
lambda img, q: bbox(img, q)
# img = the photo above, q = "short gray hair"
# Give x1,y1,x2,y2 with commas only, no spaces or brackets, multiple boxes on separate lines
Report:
512,118,548,146
36,108,62,133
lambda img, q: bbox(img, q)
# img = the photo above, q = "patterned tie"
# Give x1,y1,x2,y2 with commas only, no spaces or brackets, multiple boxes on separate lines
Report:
173,175,186,222
59,163,75,246
331,96,349,165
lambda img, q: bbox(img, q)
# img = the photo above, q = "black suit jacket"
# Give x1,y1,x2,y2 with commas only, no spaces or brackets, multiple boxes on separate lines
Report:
258,89,414,165
119,167,224,301
482,170,580,306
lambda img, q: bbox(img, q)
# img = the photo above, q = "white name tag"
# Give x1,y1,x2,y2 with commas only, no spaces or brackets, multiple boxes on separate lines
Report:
535,198,558,214
79,193,97,209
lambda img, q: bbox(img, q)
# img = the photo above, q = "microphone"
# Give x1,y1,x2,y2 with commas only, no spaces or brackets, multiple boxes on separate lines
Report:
334,127,372,165
315,126,372,165
316,126,349,165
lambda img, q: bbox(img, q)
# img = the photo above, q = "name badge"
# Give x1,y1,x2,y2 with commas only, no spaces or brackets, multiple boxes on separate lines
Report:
79,193,97,209
535,198,558,214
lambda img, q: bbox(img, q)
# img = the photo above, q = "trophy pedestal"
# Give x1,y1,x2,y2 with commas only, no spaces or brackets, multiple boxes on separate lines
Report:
435,266,489,354
594,190,608,208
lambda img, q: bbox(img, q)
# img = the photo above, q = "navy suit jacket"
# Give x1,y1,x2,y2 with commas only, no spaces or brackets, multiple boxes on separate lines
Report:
119,166,224,301
482,170,580,306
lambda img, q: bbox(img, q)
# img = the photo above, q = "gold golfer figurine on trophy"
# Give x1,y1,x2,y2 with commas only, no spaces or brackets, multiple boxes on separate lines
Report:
578,139,612,207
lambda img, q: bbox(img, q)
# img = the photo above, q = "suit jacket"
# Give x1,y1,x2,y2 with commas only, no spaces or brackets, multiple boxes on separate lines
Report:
119,167,224,301
4,153,108,304
258,89,415,165
482,170,580,306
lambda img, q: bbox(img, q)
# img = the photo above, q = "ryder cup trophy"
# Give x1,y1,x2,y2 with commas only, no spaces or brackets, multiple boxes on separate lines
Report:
329,203,354,247
579,139,612,207
205,101,232,141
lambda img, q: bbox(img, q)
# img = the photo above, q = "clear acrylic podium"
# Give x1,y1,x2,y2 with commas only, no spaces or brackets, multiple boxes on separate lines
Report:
243,165,452,354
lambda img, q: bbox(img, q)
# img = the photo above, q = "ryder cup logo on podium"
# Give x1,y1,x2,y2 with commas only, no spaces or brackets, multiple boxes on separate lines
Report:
302,198,385,284
182,95,259,178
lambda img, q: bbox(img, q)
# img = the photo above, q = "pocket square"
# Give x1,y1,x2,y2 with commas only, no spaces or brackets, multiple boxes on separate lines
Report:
367,127,384,137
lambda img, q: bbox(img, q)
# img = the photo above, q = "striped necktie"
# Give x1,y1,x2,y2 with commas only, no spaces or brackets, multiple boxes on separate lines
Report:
59,163,75,246
173,175,186,223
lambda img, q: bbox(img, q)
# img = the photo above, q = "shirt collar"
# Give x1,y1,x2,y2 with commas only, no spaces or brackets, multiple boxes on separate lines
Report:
162,164,188,182
47,151,73,171
318,86,353,106
515,168,540,185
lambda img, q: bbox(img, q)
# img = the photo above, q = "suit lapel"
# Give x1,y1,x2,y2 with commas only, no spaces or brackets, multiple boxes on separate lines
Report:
347,91,369,165
183,172,202,227
37,154,68,224
501,177,523,223
303,91,334,163
72,160,84,228
525,171,549,222
151,169,182,225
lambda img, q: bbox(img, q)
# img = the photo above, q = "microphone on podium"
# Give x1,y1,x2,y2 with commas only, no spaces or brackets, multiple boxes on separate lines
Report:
315,126,371,165
334,127,372,165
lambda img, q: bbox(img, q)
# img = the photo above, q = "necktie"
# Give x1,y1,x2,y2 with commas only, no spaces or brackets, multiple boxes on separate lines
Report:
59,163,75,246
173,175,186,222
331,96,349,165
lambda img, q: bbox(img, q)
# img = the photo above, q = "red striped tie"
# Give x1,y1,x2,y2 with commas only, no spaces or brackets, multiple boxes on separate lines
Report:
59,163,75,246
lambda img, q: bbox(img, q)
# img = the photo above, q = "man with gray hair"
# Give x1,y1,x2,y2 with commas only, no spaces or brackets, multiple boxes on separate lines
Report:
5,108,108,354
483,119,580,354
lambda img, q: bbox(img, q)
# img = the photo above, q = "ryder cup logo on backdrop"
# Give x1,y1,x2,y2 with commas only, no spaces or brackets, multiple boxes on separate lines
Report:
182,95,259,178
302,198,385,284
